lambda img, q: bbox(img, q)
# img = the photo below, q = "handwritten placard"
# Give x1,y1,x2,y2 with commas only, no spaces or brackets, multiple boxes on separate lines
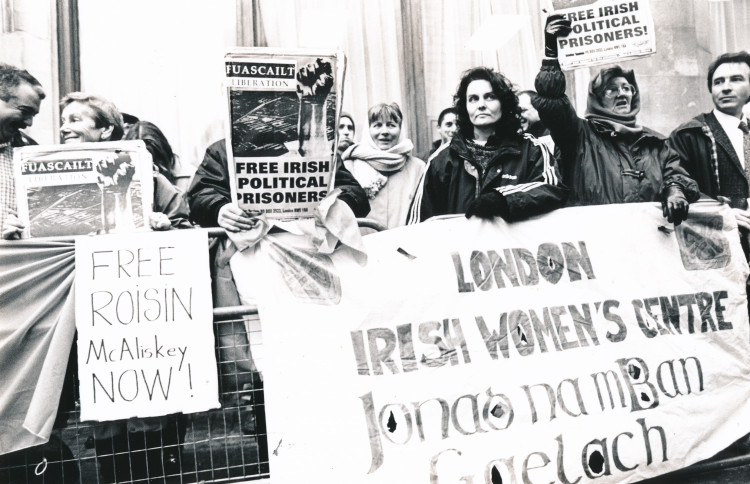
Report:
75,230,219,421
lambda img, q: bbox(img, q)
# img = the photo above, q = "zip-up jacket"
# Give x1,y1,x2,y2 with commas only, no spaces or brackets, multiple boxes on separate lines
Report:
414,133,567,222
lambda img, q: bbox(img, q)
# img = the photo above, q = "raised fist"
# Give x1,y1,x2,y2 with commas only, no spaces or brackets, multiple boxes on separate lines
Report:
96,152,135,193
296,58,334,104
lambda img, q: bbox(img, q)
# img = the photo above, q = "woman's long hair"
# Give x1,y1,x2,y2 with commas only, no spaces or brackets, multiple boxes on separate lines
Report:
123,121,177,183
453,67,522,140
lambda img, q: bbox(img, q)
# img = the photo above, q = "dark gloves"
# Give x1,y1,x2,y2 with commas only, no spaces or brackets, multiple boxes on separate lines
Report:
466,191,510,219
544,14,573,58
662,185,689,226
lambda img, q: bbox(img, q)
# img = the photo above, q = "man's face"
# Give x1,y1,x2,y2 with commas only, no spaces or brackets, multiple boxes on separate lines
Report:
518,93,540,131
437,112,457,143
338,117,355,143
0,82,43,143
711,62,750,118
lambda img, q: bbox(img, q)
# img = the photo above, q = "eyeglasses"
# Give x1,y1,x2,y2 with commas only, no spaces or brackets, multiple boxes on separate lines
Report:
603,84,636,98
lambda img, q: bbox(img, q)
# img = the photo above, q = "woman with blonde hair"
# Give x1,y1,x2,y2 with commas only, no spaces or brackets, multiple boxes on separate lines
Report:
341,102,424,229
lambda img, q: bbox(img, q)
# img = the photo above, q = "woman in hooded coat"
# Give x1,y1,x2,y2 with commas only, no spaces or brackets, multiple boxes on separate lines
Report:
533,14,699,224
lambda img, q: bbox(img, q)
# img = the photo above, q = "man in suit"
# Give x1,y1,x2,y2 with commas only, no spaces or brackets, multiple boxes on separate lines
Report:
669,51,750,233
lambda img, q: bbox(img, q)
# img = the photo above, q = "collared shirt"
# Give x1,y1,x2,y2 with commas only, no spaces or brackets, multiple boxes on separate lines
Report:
0,141,15,230
713,108,747,168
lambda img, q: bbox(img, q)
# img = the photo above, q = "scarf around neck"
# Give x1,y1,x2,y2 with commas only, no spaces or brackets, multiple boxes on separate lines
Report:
341,131,414,199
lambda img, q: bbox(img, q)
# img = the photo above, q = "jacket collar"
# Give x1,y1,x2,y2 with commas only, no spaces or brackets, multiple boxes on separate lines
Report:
704,111,744,173
588,119,668,145
450,133,522,161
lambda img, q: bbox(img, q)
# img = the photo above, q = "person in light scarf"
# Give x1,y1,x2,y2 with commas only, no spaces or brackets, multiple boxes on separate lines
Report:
341,102,424,229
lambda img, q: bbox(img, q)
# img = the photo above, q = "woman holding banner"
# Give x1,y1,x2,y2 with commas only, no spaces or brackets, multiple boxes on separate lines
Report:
412,67,567,222
340,102,424,229
533,14,699,223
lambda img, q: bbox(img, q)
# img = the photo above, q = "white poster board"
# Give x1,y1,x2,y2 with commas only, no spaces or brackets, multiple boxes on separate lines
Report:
75,229,219,421
556,0,656,70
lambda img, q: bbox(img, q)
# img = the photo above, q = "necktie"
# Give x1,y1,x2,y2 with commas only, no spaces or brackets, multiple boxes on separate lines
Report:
739,120,750,190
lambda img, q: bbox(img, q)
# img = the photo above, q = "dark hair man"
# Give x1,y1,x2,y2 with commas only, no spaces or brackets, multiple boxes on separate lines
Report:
0,63,45,239
669,51,750,236
518,89,556,154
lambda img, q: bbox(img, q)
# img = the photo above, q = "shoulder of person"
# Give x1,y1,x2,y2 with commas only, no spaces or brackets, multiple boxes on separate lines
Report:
11,131,37,148
670,114,709,136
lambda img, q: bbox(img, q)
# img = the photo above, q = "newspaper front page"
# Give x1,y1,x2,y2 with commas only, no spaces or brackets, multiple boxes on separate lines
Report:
224,48,346,220
555,0,656,70
14,141,154,238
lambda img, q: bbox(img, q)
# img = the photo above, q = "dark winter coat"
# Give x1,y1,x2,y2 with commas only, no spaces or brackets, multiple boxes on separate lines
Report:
415,133,567,222
669,112,749,209
533,59,699,207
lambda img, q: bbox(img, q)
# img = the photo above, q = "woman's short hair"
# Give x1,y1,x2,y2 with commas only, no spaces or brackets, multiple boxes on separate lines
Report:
60,92,124,141
124,120,176,183
454,67,521,139
367,102,403,126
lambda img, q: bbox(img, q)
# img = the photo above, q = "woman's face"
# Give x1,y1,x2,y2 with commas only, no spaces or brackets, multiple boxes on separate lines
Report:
369,115,401,150
601,76,634,115
466,80,501,128
338,117,355,142
60,101,108,144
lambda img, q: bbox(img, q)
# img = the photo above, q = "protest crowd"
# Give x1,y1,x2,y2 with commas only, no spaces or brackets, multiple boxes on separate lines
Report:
1,2,750,483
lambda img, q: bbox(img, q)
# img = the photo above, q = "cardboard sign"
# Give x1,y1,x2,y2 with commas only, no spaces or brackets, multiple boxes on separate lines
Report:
75,230,219,421
235,202,750,483
556,0,655,70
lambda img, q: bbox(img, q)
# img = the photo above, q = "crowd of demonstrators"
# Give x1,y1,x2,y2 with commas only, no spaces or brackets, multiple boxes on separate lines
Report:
340,102,424,229
413,67,566,222
533,14,699,225
3,17,750,483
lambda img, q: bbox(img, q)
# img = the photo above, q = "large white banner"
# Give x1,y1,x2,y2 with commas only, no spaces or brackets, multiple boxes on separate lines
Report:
75,230,219,421
237,203,750,483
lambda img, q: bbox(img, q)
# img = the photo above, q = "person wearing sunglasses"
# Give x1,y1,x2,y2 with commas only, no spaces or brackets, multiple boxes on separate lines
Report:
532,14,699,225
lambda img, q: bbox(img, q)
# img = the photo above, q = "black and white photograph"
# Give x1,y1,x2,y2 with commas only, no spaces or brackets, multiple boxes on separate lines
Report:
1,0,750,483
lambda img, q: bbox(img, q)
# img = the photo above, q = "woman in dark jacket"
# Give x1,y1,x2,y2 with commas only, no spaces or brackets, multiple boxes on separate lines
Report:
412,67,567,223
534,14,699,225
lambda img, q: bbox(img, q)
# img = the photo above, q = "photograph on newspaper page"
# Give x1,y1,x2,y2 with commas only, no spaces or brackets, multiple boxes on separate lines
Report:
554,0,656,70
14,140,154,238
224,48,346,220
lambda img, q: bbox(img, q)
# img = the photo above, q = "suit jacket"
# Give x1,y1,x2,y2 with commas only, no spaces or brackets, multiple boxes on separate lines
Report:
669,112,748,208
